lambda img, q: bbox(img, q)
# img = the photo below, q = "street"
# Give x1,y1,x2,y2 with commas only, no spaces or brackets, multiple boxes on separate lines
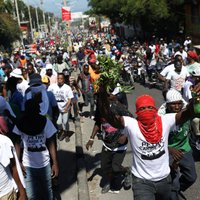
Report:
82,83,200,200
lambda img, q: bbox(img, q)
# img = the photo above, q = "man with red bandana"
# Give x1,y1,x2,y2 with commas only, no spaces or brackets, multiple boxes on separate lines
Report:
100,83,200,200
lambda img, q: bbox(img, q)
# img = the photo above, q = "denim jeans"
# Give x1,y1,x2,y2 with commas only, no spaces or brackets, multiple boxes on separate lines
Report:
132,174,171,200
170,150,197,200
83,91,94,117
57,111,69,131
78,60,84,72
25,164,53,200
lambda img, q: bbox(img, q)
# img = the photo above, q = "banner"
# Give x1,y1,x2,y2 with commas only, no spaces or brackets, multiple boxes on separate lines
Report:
89,17,96,28
62,7,71,21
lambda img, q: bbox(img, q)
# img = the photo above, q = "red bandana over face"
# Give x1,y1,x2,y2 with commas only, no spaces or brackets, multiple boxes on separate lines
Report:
135,95,162,144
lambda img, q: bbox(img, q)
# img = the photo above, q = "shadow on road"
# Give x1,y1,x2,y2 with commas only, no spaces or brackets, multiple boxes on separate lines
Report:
54,150,102,198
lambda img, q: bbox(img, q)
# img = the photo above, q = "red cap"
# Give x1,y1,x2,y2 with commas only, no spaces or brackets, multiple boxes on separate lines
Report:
187,51,198,60
135,95,156,112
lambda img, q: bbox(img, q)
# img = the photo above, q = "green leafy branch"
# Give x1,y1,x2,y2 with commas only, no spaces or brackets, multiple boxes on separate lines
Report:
95,55,133,93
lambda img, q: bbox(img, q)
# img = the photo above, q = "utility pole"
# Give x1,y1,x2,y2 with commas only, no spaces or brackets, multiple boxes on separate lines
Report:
40,0,46,32
14,0,20,26
63,0,66,6
35,7,40,32
27,4,33,41
14,0,24,47
48,14,51,34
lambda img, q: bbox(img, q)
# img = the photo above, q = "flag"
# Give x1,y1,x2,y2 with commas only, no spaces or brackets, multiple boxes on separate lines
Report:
62,7,71,21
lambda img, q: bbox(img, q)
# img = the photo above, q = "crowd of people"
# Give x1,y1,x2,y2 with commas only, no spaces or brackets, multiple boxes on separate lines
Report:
0,30,200,200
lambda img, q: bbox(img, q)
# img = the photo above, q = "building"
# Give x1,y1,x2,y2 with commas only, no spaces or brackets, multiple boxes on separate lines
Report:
184,0,200,43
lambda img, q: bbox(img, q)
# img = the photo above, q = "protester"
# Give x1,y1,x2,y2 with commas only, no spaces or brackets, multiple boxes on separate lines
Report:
62,69,80,120
0,134,27,200
183,67,200,149
54,54,70,73
76,47,85,72
23,73,49,116
86,94,133,194
77,64,95,118
26,62,36,79
40,63,57,85
13,98,58,200
158,89,197,200
6,77,23,117
186,51,200,74
10,68,29,97
98,82,200,200
165,58,189,93
48,73,73,141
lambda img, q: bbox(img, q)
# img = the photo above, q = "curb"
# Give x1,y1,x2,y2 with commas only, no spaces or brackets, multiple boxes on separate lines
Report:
75,117,90,200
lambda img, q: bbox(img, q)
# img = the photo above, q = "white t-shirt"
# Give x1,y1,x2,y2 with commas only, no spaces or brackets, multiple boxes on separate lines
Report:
181,50,187,62
149,53,157,66
166,67,189,92
17,80,29,96
184,39,191,47
13,119,57,168
183,80,193,102
160,64,174,77
123,114,176,181
0,135,15,198
149,45,156,53
48,83,74,112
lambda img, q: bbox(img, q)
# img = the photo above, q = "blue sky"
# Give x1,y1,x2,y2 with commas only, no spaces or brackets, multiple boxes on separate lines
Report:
28,0,89,16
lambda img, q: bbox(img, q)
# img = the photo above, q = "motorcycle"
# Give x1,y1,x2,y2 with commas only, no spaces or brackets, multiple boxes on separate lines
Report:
147,62,166,89
121,63,135,86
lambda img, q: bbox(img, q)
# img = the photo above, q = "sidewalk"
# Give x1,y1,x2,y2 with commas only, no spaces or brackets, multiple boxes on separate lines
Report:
55,119,78,200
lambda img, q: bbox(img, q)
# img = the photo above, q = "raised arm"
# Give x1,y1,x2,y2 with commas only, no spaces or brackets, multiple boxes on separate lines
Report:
176,83,200,125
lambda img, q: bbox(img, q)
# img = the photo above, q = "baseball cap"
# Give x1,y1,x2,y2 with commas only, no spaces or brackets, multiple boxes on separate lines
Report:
29,73,42,86
46,63,53,70
187,51,198,60
41,75,49,84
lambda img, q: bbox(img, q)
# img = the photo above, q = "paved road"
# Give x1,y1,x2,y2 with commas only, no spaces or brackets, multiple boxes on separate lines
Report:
82,83,200,200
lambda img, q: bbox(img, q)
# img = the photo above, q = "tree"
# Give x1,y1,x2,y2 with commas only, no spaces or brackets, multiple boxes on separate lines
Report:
87,0,126,23
87,0,186,40
0,0,21,49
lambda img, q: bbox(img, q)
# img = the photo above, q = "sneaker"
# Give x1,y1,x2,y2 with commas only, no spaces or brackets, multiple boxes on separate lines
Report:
195,138,200,150
101,183,110,194
108,189,120,194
